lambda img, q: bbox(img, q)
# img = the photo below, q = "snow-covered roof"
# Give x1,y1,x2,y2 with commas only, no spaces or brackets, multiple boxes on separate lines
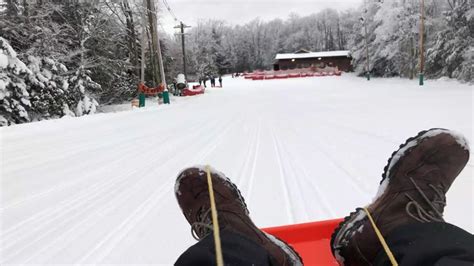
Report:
275,50,351,60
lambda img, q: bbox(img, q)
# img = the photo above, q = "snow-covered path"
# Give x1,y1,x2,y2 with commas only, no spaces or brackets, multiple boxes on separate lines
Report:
1,75,472,265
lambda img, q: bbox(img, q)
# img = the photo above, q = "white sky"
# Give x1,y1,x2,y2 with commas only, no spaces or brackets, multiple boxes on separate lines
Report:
160,0,362,35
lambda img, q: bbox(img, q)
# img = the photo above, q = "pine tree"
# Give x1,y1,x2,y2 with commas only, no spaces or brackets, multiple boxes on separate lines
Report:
27,56,72,120
0,37,32,126
68,67,100,116
426,0,473,82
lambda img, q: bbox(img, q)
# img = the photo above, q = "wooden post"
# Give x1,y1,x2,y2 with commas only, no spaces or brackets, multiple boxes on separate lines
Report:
140,0,146,83
419,0,425,86
149,0,169,104
139,0,147,107
410,35,415,80
174,22,191,79
146,0,159,86
363,0,370,81
364,18,370,80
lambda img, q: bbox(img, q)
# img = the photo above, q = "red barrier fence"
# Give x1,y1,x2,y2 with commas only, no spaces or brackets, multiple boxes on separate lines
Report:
243,67,342,81
138,82,165,95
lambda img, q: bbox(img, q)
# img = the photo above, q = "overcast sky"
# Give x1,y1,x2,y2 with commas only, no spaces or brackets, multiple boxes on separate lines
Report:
160,0,362,34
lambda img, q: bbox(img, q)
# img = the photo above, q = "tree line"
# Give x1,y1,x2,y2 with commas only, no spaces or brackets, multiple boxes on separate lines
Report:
0,0,472,126
185,0,472,82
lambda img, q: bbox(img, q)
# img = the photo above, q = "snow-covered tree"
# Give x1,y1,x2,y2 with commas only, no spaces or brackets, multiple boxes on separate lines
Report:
0,37,31,126
68,67,100,116
348,0,471,81
27,55,73,120
0,36,102,126
426,0,473,81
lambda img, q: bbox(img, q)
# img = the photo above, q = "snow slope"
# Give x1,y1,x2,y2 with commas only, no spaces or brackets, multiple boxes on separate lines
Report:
1,74,472,265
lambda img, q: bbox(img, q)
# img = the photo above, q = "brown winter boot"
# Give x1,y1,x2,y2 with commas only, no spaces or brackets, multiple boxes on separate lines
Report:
175,166,303,266
331,128,470,266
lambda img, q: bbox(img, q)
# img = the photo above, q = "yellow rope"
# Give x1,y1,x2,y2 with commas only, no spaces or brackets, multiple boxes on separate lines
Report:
206,165,224,266
362,207,398,266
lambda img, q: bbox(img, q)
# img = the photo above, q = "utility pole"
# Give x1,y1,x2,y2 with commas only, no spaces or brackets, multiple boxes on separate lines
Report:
410,35,415,80
364,17,370,81
174,22,191,79
361,0,370,81
140,0,147,83
139,0,147,107
419,0,425,86
149,0,169,103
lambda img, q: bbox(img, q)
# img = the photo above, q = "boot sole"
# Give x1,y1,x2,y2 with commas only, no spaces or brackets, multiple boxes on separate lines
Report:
175,165,303,265
330,128,469,263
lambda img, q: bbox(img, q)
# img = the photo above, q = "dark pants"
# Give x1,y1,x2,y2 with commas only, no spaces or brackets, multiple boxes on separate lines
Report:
375,222,474,266
175,230,274,265
176,223,474,266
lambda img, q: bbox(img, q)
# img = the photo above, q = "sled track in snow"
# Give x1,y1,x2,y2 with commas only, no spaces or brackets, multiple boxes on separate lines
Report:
1,117,206,211
243,118,262,203
285,125,369,197
236,119,260,190
270,126,296,223
76,116,239,264
271,128,311,221
2,119,225,264
272,126,336,218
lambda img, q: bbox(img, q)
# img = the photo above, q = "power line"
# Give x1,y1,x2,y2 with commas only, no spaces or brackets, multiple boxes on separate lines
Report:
162,0,179,22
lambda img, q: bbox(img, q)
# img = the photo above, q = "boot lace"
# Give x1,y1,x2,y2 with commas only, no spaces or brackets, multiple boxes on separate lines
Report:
191,207,213,240
405,177,446,223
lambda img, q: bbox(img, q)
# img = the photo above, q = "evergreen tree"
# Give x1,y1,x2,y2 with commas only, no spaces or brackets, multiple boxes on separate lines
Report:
27,55,72,120
426,0,473,81
68,67,100,116
0,37,32,125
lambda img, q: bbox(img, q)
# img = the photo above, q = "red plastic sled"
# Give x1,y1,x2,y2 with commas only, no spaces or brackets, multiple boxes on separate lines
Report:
183,85,205,96
262,218,343,265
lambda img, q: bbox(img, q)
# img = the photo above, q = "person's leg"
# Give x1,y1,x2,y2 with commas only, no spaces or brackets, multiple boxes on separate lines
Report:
176,230,274,266
374,222,474,266
331,128,471,265
174,166,302,266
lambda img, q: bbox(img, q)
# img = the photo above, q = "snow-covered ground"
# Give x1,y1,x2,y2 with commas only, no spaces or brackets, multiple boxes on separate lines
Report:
1,74,472,265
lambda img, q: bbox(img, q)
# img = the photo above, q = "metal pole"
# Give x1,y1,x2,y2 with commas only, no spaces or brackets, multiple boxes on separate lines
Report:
419,0,425,86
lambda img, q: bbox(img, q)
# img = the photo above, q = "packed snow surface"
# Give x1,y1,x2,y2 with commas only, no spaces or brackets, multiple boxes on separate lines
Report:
1,74,472,264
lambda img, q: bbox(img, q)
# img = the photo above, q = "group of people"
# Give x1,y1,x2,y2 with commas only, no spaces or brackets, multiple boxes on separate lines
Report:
199,75,223,88
231,73,243,78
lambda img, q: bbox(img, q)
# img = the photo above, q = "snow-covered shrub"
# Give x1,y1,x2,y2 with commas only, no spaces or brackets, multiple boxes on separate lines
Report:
0,37,32,125
68,68,100,116
97,71,136,105
26,55,71,120
0,37,101,126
